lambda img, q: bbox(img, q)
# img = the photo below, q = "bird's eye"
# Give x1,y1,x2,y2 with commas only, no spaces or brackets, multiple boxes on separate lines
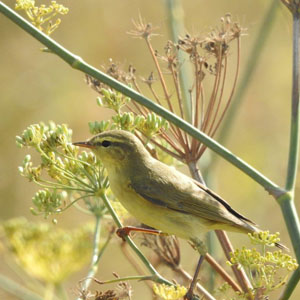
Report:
101,140,111,147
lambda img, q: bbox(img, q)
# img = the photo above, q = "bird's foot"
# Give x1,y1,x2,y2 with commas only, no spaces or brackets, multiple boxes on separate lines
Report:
116,226,163,240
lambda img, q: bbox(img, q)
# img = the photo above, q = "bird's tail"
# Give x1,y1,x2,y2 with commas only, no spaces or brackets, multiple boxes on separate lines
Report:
275,242,289,251
247,225,289,251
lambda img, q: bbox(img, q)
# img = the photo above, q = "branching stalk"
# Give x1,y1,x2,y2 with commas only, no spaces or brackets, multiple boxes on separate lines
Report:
276,4,300,299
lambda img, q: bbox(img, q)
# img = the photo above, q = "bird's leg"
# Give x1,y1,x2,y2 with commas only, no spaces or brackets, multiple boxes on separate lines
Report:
185,239,208,300
116,226,164,240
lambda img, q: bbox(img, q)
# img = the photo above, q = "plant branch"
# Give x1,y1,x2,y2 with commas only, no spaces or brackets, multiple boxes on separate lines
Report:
100,193,173,286
279,267,300,300
188,160,253,297
216,0,279,146
77,215,102,299
165,0,193,122
0,273,44,300
277,6,300,299
176,267,216,300
285,11,300,193
0,2,285,198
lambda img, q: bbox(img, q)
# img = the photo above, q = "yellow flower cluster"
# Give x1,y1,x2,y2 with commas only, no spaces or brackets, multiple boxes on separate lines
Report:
15,0,68,35
153,284,187,300
228,232,298,294
2,218,93,283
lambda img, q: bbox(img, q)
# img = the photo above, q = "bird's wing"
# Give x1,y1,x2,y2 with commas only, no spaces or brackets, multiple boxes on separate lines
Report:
192,179,255,224
130,174,255,226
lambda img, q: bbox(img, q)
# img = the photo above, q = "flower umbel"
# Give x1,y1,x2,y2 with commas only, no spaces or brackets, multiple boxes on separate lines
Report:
2,218,93,283
15,0,69,35
153,284,187,300
227,232,298,297
16,121,109,218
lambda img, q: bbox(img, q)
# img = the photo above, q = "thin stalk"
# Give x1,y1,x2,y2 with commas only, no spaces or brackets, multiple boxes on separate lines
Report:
44,283,55,300
279,267,300,300
54,284,68,300
0,3,285,195
165,0,193,122
210,37,240,140
144,36,188,147
285,13,300,193
276,7,300,299
176,267,217,300
216,0,279,145
0,273,44,300
205,253,242,293
100,193,173,286
214,230,253,296
120,242,154,291
188,160,253,297
95,275,154,285
77,215,102,298
201,55,223,134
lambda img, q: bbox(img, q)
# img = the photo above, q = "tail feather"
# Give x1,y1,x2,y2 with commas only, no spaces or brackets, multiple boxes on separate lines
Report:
244,224,289,251
275,242,289,251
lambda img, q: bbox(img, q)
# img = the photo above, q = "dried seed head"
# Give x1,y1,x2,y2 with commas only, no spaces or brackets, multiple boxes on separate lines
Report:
141,233,181,268
128,15,159,40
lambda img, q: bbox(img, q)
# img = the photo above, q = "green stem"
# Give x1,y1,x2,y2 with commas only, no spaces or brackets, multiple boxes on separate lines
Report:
0,2,284,197
278,193,300,262
217,0,279,145
100,193,172,286
278,9,300,300
54,284,68,300
279,267,300,300
285,14,300,193
165,0,193,122
77,215,102,298
0,273,43,300
96,275,154,285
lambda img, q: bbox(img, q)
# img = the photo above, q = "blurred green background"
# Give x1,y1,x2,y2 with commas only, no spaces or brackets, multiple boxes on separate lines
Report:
0,0,299,299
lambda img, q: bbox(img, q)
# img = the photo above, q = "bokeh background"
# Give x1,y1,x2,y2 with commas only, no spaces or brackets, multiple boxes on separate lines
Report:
0,0,299,299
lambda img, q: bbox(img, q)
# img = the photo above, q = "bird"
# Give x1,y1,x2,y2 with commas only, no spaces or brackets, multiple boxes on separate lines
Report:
73,130,285,251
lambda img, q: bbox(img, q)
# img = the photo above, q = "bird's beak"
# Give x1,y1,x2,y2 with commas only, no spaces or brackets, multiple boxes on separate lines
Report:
73,141,95,149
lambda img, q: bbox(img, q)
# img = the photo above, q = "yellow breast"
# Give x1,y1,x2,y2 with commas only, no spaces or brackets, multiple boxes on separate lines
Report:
107,168,212,240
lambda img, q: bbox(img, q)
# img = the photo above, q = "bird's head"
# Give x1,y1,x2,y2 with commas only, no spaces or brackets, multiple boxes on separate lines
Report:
73,130,150,167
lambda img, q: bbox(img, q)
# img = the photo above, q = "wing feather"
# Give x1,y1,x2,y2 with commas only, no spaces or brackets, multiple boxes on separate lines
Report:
130,169,255,227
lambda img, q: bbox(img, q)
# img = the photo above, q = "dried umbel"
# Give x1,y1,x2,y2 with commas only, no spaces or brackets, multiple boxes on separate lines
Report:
87,14,243,165
141,233,181,269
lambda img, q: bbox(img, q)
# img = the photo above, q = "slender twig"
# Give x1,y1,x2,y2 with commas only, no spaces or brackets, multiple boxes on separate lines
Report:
210,38,240,140
165,0,193,122
216,0,279,146
188,160,253,297
205,253,243,293
176,267,216,300
0,273,44,300
100,192,173,286
94,275,154,285
120,242,154,290
279,267,300,300
201,54,223,134
77,215,102,299
214,230,253,295
284,13,300,194
207,57,228,137
144,36,185,144
269,4,300,299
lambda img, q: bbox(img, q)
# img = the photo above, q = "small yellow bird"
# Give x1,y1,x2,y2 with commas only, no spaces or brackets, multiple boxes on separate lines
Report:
74,130,284,249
